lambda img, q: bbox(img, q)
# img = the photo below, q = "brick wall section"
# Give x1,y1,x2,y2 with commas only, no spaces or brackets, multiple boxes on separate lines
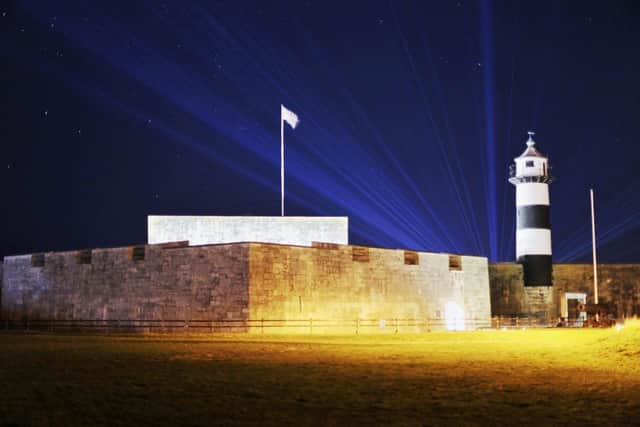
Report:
488,263,525,316
489,262,640,318
1,244,250,322
489,264,554,318
2,255,43,320
461,255,493,324
248,243,491,331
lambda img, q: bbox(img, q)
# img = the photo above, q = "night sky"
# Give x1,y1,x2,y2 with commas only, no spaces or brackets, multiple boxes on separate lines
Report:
2,1,640,262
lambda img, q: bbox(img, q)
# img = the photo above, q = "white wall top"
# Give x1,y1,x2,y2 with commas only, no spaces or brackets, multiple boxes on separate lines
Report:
147,216,349,247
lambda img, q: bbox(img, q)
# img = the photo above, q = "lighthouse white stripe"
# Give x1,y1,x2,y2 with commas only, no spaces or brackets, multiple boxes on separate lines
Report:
516,229,552,258
516,183,549,207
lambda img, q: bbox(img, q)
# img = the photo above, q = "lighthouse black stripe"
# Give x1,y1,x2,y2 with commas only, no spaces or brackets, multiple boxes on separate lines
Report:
517,205,550,229
517,254,552,286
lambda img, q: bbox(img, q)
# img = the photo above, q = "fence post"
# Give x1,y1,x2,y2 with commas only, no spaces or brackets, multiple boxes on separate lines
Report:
261,318,264,334
355,318,359,335
309,317,313,335
395,318,398,334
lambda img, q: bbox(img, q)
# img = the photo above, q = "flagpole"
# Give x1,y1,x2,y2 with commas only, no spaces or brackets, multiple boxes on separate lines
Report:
590,188,598,305
281,112,284,217
280,104,298,217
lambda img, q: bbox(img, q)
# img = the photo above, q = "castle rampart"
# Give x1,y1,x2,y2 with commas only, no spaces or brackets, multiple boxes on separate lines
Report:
1,242,492,332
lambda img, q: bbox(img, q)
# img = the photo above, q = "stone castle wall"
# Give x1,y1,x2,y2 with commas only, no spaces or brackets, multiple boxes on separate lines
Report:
1,243,492,332
1,244,250,322
248,243,492,332
5,242,637,329
489,262,640,319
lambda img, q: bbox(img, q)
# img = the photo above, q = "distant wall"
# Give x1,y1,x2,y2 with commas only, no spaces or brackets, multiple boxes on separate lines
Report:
553,264,640,318
148,216,349,247
489,262,640,318
248,243,492,331
1,244,250,322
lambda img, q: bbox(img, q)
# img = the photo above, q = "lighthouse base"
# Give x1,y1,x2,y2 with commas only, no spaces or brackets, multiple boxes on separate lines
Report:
517,255,552,286
523,286,554,319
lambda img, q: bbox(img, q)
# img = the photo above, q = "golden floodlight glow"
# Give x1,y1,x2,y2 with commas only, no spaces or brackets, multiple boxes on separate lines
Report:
444,302,465,331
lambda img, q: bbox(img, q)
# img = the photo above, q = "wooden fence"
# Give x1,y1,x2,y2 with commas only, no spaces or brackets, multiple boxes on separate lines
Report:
2,317,493,333
1,316,606,333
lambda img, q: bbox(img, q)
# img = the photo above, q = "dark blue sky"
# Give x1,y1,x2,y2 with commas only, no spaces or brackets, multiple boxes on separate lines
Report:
2,0,640,262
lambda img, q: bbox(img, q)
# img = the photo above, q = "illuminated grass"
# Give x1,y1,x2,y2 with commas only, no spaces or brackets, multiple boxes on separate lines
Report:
1,324,639,426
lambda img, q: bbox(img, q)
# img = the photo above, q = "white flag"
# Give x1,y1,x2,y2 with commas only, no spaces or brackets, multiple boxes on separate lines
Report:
281,104,299,129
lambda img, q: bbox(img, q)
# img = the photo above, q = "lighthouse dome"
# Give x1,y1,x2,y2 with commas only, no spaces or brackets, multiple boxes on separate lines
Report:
517,132,547,159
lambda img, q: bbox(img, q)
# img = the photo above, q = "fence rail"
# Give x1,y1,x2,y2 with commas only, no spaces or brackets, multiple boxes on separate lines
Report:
1,317,496,334
0,316,607,334
491,315,620,328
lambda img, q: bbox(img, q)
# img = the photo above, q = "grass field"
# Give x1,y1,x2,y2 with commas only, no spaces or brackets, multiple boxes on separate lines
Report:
1,323,640,427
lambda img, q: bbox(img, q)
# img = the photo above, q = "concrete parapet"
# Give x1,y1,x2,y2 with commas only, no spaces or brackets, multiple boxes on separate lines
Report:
148,216,348,247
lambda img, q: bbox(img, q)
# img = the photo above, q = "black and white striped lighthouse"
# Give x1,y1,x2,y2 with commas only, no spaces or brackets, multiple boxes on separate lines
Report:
509,131,554,286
